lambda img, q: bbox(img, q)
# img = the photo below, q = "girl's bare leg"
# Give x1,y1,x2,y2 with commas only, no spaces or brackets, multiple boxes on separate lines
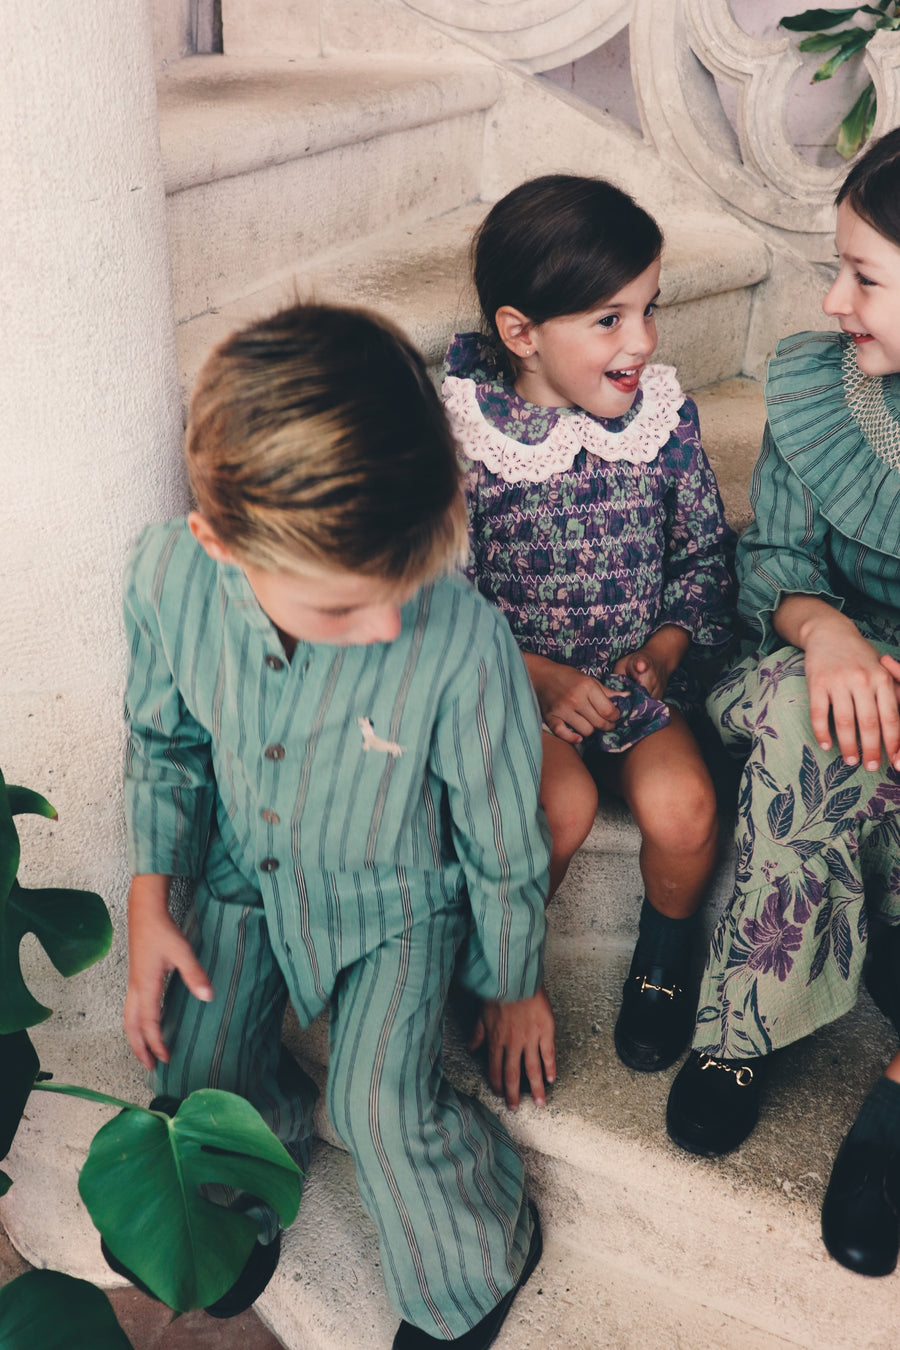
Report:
604,710,718,916
598,710,718,1071
540,731,599,899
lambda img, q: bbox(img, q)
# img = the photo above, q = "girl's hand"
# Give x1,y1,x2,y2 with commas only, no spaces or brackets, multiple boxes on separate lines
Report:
881,652,900,687
613,625,690,701
521,652,619,744
776,597,900,771
123,875,213,1071
471,985,556,1111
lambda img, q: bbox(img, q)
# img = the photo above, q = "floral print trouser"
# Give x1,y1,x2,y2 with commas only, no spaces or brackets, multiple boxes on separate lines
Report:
695,629,900,1059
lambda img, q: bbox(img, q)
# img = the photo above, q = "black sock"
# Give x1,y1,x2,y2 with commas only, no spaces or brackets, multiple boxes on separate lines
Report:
849,1074,900,1148
633,896,698,976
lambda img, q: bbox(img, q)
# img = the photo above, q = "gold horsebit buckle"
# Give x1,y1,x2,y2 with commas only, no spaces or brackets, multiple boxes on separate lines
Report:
635,974,682,1000
697,1052,755,1087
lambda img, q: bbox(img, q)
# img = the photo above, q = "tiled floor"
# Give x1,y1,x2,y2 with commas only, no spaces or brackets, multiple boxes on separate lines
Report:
0,1223,284,1349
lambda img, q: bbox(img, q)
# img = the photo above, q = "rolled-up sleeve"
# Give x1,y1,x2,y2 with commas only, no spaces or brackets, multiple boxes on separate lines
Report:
431,611,549,1003
737,424,844,651
123,535,215,877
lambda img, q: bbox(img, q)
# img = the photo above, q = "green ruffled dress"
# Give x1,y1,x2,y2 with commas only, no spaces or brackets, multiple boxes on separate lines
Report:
696,331,900,1059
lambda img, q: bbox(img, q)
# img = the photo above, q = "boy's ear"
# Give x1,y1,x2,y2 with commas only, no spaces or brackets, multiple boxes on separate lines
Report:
188,511,235,564
494,306,538,360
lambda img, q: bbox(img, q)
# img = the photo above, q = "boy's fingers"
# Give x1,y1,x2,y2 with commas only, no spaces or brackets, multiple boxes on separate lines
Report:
540,1033,557,1086
522,1046,545,1108
467,1017,486,1053
123,1013,160,1072
502,1050,522,1112
176,950,214,1003
143,1022,170,1067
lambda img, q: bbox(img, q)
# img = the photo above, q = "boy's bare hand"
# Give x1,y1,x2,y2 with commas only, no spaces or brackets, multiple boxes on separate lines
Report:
471,986,556,1111
521,652,618,745
124,876,213,1072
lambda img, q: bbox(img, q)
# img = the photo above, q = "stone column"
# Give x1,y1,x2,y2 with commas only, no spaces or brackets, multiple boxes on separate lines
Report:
0,2,186,1274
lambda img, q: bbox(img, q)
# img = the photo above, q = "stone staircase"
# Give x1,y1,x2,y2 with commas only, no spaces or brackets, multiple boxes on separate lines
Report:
7,5,897,1348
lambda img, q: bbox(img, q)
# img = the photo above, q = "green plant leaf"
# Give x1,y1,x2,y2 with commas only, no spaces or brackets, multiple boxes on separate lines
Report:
6,788,56,821
810,26,873,79
0,773,21,910
780,8,866,30
78,1089,303,1312
837,79,877,155
0,1171,10,1196
799,29,853,50
0,881,112,1033
0,1030,40,1159
0,1270,134,1349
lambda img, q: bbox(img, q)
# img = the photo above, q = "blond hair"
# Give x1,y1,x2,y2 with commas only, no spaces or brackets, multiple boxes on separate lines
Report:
186,303,467,583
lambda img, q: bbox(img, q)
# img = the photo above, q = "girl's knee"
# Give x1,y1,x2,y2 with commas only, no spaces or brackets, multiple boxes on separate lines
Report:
543,775,599,860
636,767,717,854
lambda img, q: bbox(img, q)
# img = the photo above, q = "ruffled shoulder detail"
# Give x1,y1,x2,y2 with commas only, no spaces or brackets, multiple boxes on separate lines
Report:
765,330,900,544
442,332,686,483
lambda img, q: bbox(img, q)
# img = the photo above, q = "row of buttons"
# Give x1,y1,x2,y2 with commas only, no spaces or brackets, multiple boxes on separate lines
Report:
262,724,283,873
260,655,295,875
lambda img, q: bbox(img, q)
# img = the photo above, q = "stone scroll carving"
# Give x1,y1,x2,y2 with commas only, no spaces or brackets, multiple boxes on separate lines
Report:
400,0,900,257
400,0,633,73
630,0,900,260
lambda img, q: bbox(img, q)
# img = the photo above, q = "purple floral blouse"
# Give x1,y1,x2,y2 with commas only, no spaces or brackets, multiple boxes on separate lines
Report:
443,332,736,751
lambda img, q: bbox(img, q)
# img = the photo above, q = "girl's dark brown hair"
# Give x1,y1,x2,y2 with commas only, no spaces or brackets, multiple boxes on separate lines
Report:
837,126,900,247
473,174,663,363
186,303,467,581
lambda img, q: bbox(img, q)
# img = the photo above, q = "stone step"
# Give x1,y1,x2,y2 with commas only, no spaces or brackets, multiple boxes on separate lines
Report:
257,937,900,1350
6,934,894,1348
174,199,770,411
157,54,502,320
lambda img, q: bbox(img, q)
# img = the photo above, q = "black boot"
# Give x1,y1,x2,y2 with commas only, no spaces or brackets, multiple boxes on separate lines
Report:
666,1050,767,1156
822,1075,900,1276
614,962,693,1072
613,902,697,1072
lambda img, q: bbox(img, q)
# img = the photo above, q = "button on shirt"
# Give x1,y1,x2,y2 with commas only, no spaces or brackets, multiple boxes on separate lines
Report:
123,520,549,1006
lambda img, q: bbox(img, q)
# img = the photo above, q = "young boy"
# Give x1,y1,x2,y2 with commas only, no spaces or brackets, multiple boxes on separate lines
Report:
121,303,554,1348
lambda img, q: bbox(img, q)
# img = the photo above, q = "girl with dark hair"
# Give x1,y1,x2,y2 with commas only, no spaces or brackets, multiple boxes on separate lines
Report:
442,174,735,1089
665,126,900,1279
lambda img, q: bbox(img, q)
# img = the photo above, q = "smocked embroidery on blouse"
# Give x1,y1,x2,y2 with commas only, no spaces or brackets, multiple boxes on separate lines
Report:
842,342,900,471
443,363,685,484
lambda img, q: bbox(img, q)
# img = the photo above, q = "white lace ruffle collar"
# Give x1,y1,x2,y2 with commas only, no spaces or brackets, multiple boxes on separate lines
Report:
443,364,685,484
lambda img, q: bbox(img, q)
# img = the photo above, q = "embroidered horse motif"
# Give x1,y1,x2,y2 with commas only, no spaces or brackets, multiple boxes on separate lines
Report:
358,717,403,758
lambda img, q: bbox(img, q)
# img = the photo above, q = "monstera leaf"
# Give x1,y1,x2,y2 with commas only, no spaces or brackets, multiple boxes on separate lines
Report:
78,1089,303,1311
0,772,112,1032
0,1270,134,1349
0,1029,40,1164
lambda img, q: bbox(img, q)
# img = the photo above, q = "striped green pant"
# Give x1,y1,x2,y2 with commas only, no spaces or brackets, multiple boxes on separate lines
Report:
153,877,535,1339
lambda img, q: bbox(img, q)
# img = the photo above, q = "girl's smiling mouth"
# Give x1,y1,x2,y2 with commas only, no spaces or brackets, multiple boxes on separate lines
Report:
606,366,643,393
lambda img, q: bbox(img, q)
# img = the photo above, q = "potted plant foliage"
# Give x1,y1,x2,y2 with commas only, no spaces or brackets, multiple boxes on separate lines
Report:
0,768,302,1347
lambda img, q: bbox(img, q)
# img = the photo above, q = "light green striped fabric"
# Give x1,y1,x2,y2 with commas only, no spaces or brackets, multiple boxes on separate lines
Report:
124,519,549,1012
123,518,548,1336
737,331,900,651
